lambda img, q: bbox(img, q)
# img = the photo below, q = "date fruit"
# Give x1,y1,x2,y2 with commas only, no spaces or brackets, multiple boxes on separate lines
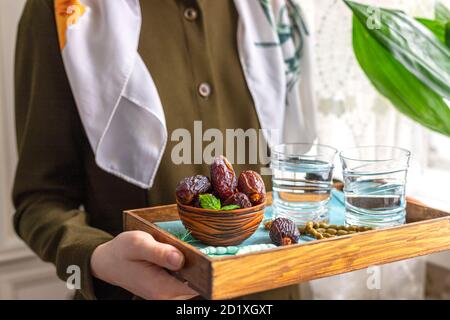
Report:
192,197,202,208
210,156,237,201
175,175,212,205
223,192,252,209
269,218,300,246
237,170,266,205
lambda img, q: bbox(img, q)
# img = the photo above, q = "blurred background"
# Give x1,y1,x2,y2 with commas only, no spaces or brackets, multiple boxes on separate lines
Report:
0,0,449,299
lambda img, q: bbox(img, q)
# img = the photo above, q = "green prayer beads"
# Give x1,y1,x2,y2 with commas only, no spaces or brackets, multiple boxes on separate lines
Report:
200,244,275,257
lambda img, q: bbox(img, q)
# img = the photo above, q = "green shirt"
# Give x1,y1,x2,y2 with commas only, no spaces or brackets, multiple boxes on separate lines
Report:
13,0,275,300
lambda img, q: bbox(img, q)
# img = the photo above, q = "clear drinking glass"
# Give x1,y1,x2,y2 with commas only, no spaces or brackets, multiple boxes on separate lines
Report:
271,143,337,226
340,146,411,228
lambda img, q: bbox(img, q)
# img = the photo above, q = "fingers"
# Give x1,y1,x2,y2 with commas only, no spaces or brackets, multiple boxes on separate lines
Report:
127,263,199,300
105,232,199,300
125,231,185,271
152,268,199,300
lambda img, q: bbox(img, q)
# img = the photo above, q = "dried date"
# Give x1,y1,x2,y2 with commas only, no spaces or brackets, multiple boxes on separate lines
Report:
223,192,252,209
269,217,300,246
192,197,202,208
210,156,237,201
237,170,266,205
175,175,211,205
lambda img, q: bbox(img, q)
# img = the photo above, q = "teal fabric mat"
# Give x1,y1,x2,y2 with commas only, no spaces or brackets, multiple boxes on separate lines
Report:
156,190,346,250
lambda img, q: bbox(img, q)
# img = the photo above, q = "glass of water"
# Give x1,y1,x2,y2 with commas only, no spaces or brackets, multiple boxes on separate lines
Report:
340,146,411,228
271,143,337,226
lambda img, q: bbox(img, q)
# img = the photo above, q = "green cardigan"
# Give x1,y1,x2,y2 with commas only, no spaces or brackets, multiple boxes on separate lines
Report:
13,0,284,300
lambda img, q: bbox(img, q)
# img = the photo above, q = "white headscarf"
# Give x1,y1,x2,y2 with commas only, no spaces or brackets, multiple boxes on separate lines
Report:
55,0,316,189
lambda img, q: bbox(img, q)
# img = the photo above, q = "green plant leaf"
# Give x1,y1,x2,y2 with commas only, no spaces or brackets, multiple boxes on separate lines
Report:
221,205,241,211
446,22,450,47
436,1,450,23
434,2,450,47
351,15,450,136
416,18,447,45
416,1,450,48
199,194,221,210
344,0,450,100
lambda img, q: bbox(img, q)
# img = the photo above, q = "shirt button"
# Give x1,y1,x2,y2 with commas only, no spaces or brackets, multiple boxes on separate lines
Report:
198,82,212,98
184,8,198,21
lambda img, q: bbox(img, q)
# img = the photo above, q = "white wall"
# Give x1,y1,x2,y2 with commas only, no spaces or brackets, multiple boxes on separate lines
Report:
0,0,71,299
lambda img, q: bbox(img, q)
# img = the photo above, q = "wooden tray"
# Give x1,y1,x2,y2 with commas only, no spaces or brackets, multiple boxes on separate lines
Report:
123,193,450,300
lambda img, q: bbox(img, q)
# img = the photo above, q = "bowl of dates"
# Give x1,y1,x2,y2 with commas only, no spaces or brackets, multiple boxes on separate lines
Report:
175,156,266,246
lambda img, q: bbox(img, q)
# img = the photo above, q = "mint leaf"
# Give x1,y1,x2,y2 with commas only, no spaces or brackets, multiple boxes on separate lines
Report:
199,194,241,211
199,194,221,210
221,205,240,211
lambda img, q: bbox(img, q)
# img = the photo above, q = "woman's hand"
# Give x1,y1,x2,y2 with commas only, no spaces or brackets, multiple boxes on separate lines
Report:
90,231,198,300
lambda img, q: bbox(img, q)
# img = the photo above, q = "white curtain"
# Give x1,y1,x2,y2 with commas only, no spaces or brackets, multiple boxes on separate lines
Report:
309,0,436,178
299,0,442,299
